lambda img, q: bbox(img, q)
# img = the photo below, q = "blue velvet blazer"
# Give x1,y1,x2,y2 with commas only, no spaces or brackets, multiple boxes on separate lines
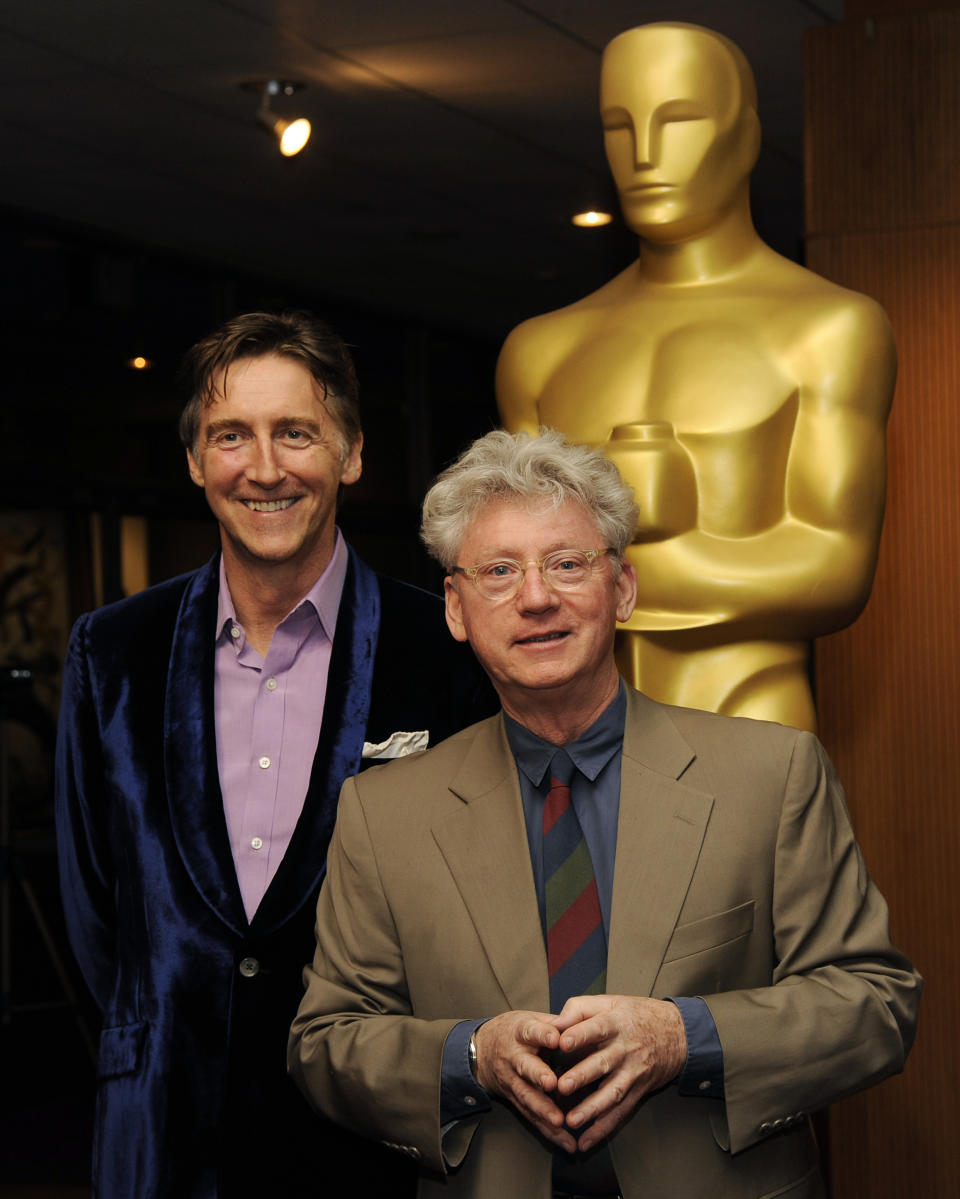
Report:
55,547,496,1198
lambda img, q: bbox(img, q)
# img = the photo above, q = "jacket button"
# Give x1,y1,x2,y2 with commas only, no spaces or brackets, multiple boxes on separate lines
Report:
239,956,260,978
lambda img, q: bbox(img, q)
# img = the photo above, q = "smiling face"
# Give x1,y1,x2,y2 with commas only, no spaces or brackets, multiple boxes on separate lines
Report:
444,497,637,734
186,353,362,584
600,24,759,242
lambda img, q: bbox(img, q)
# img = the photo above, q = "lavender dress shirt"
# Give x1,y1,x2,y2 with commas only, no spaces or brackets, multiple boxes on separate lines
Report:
214,534,348,921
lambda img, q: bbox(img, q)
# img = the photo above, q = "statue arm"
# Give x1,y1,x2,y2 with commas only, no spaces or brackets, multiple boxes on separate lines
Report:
628,298,896,639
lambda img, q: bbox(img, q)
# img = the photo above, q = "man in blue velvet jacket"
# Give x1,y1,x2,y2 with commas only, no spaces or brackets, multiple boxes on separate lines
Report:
55,311,495,1198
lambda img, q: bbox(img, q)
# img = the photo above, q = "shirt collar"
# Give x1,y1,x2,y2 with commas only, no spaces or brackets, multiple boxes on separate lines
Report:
504,679,627,788
215,529,349,648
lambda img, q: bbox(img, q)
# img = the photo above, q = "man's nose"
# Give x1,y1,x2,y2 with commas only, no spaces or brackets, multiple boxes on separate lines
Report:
515,565,558,611
245,437,286,487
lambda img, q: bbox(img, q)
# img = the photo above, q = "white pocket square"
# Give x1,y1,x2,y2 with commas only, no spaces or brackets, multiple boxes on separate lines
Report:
362,730,429,760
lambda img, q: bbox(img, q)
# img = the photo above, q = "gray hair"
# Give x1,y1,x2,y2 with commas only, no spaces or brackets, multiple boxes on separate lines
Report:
420,429,638,571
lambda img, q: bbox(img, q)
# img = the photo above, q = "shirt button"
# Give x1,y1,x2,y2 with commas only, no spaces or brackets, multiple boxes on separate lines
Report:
265,678,278,691
251,837,263,850
258,756,271,769
230,625,241,639
238,956,259,978
462,1095,477,1107
698,1080,712,1092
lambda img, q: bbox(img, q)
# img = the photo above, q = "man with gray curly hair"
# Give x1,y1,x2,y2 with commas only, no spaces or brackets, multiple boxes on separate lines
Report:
420,428,638,573
290,429,919,1199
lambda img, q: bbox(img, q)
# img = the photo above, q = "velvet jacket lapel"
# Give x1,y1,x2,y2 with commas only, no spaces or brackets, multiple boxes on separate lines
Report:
164,556,247,934
432,688,715,1011
253,546,381,934
162,547,382,937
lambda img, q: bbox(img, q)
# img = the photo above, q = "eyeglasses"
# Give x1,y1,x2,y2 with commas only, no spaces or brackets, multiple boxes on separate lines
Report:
453,547,614,600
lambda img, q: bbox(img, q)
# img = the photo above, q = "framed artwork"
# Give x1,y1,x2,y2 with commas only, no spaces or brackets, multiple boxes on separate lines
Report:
0,510,69,825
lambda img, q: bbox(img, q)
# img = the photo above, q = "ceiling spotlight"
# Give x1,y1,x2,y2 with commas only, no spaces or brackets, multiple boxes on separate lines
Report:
243,79,312,157
572,209,613,228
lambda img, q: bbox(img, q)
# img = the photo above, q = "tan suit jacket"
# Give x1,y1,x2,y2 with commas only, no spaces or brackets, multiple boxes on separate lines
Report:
289,687,920,1199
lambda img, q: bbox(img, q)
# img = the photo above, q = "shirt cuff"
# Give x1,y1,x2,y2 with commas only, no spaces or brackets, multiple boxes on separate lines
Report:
440,1019,492,1126
668,996,724,1098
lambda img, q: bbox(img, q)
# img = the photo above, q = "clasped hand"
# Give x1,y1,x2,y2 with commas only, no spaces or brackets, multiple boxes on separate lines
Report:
472,995,687,1154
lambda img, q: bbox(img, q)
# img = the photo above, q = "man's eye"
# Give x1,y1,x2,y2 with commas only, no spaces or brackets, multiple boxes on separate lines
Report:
484,562,518,578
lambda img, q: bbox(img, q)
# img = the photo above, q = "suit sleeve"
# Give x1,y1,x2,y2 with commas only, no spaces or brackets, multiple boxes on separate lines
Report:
288,776,462,1173
54,616,117,1011
705,732,921,1154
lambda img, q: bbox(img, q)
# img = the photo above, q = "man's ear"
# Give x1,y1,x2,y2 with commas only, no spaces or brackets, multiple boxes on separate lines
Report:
615,559,638,624
340,433,363,487
444,576,469,643
186,448,204,488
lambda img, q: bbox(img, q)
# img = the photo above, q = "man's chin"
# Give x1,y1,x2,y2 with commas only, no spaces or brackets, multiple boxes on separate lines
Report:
222,534,305,568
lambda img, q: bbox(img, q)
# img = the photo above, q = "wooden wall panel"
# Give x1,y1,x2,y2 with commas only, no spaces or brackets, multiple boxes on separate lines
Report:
805,11,960,235
806,12,960,1195
808,228,960,1194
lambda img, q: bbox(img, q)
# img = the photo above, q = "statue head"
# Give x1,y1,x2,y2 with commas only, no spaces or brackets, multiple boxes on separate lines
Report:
600,22,761,242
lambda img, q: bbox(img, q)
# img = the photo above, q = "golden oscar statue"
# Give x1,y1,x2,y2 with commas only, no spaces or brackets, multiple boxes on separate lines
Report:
496,22,896,732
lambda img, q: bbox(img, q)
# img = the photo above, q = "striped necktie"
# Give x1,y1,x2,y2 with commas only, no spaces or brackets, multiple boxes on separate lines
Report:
543,748,607,1012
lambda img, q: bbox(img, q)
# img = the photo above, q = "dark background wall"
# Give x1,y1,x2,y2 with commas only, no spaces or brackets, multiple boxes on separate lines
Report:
0,204,503,615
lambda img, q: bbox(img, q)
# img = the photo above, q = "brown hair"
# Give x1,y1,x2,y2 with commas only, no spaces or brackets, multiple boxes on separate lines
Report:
178,310,360,456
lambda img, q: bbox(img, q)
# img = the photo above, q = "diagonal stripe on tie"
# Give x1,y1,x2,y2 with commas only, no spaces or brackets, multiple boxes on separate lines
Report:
545,837,599,928
543,777,571,834
543,750,607,1012
548,879,605,974
549,924,607,1003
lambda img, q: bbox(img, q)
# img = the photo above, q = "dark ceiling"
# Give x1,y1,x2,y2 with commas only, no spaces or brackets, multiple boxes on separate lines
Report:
1,0,844,341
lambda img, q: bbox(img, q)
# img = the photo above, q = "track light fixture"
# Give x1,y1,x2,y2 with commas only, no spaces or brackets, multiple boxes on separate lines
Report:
242,79,311,157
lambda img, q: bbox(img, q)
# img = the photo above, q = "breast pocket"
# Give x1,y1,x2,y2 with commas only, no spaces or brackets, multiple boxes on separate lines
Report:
663,900,755,964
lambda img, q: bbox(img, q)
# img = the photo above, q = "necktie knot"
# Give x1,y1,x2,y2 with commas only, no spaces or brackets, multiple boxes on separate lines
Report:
549,747,575,788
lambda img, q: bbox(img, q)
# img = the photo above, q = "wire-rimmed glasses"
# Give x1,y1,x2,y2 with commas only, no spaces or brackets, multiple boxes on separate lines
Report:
453,547,613,601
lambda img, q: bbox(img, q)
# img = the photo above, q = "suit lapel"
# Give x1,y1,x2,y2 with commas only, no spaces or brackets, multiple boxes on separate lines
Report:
253,546,381,933
607,689,714,997
164,556,247,934
431,717,550,1012
430,691,715,1009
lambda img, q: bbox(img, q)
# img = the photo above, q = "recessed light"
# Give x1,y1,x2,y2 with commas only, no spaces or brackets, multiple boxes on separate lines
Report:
572,210,613,228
